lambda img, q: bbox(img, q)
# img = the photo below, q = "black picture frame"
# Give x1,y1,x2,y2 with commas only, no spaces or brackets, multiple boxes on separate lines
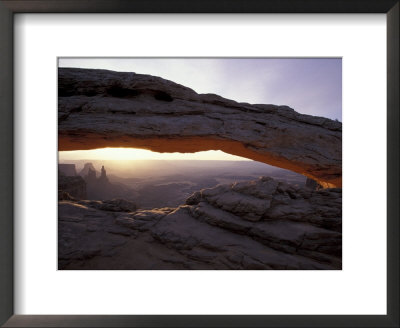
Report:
0,1,398,327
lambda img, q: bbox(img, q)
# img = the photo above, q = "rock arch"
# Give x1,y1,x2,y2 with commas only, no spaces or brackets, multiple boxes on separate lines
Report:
58,68,342,188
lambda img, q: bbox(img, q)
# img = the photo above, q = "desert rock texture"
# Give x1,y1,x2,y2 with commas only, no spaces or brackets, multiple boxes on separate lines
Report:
59,177,341,269
58,68,342,188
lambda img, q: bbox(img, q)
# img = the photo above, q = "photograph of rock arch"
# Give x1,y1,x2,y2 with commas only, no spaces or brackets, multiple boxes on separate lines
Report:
58,58,342,270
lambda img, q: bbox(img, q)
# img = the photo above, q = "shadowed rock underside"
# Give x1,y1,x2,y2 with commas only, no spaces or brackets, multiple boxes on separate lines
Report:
58,68,342,187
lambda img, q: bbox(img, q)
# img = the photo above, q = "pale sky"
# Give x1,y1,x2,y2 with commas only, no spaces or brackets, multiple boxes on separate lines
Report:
58,58,342,161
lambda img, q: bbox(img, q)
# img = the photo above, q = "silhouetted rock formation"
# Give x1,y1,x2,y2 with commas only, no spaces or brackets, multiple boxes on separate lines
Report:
81,163,137,201
85,167,97,185
58,164,77,176
58,173,86,200
98,165,109,183
79,162,97,177
58,176,341,270
58,68,342,188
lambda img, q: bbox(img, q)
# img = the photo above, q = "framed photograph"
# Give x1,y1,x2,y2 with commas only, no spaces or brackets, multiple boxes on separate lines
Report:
57,57,343,272
0,1,398,327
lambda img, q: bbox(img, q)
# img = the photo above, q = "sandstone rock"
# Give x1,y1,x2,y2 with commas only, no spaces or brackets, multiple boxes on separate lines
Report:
98,165,108,183
135,178,341,268
58,164,77,176
78,198,137,212
59,177,341,270
58,201,132,268
79,162,97,177
305,177,323,190
58,68,342,187
148,206,335,269
186,177,341,231
115,208,172,232
58,174,86,199
80,164,138,201
58,190,76,201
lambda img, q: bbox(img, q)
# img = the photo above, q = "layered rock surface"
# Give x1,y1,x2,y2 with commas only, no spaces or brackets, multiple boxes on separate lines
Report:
59,177,341,270
58,68,342,187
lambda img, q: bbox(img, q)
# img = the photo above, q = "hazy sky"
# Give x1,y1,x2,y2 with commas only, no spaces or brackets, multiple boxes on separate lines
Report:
58,58,341,161
59,148,250,161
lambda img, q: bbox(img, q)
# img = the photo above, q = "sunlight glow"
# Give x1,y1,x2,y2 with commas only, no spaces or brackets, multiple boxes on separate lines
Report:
58,148,251,161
